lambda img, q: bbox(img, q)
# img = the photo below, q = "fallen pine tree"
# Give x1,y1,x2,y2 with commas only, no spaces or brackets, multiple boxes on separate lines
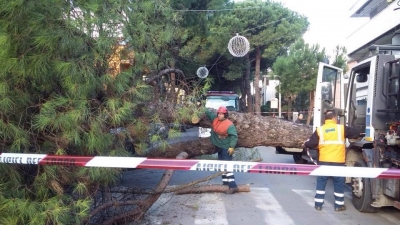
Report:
91,110,313,223
144,109,313,158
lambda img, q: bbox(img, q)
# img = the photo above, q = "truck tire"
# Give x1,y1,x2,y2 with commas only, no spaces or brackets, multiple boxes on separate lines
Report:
352,159,380,213
293,154,307,164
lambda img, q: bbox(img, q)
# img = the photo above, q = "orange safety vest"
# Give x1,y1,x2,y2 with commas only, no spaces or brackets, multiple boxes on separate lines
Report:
317,120,346,163
212,118,233,139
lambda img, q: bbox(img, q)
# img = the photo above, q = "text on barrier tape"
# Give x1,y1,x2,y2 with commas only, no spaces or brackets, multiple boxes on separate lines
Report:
0,152,399,179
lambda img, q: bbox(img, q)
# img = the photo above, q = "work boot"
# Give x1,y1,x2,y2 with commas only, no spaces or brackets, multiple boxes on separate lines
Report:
225,187,239,194
315,206,322,211
334,206,346,212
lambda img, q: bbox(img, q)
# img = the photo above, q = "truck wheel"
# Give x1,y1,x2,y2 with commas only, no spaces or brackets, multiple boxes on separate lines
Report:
293,154,307,164
352,159,379,213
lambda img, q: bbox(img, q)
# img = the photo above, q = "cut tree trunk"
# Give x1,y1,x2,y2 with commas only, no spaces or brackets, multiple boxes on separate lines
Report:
146,109,312,159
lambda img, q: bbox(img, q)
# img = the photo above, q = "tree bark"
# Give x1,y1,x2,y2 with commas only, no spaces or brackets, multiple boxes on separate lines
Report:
145,109,313,159
254,47,261,116
240,76,247,112
306,90,315,126
245,54,253,113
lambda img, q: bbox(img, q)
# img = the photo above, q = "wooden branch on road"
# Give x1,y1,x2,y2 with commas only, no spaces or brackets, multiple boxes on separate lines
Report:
176,184,250,194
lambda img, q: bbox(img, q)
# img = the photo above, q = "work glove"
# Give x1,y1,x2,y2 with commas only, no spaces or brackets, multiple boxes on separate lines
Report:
228,147,235,156
191,114,200,124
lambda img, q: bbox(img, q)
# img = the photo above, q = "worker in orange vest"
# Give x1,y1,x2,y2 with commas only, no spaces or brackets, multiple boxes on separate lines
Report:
205,106,239,194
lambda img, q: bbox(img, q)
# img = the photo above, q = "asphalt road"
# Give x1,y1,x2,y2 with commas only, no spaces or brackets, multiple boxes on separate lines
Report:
120,128,400,225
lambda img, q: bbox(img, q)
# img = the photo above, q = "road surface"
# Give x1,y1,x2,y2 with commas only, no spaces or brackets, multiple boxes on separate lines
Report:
120,128,400,225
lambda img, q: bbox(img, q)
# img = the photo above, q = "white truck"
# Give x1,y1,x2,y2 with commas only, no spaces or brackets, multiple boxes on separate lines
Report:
276,62,348,164
199,91,240,138
281,51,400,212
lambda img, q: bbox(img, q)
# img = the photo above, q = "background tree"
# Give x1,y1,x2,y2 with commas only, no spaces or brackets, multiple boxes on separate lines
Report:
331,45,348,73
273,39,327,123
179,0,309,113
233,0,308,115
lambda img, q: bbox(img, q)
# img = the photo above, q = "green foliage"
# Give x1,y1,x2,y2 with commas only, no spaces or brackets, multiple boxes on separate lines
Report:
331,45,348,73
273,39,327,96
0,0,175,223
0,0,334,223
233,0,309,58
272,39,327,118
191,0,309,95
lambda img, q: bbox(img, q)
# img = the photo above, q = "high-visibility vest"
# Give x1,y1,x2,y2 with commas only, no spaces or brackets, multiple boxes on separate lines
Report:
317,121,346,163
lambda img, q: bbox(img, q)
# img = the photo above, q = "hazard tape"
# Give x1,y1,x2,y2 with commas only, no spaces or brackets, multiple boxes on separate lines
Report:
0,152,399,179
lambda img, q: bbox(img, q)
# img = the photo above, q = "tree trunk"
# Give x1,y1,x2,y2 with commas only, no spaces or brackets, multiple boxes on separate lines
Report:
146,109,313,159
168,59,177,104
245,54,253,113
286,93,298,121
287,96,292,121
240,76,247,112
254,47,261,116
306,90,315,126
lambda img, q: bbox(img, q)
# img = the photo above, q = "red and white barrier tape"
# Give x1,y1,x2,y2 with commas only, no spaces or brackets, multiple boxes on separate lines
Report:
0,152,399,179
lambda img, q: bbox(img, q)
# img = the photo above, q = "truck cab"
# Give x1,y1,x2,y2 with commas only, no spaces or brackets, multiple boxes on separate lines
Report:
344,54,400,212
314,54,400,212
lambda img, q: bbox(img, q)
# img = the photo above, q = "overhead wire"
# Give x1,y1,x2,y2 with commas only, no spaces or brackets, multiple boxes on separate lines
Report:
177,32,301,70
168,7,265,12
164,5,305,83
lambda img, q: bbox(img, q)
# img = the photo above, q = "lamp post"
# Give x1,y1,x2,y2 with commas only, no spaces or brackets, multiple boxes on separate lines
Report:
266,68,281,118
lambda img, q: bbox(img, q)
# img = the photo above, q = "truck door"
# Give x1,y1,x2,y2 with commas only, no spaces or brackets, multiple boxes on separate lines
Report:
314,63,344,130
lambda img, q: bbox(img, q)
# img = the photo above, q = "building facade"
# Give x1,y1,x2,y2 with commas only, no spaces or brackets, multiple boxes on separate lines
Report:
346,0,400,63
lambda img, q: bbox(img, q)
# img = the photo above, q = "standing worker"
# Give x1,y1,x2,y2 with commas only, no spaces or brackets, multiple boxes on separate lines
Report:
303,110,359,211
205,106,239,194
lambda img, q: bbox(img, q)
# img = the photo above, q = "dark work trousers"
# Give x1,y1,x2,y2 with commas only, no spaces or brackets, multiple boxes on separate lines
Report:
315,162,345,209
216,147,238,189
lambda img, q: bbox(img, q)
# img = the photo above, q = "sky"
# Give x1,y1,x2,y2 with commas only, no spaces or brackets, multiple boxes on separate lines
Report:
273,0,367,57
